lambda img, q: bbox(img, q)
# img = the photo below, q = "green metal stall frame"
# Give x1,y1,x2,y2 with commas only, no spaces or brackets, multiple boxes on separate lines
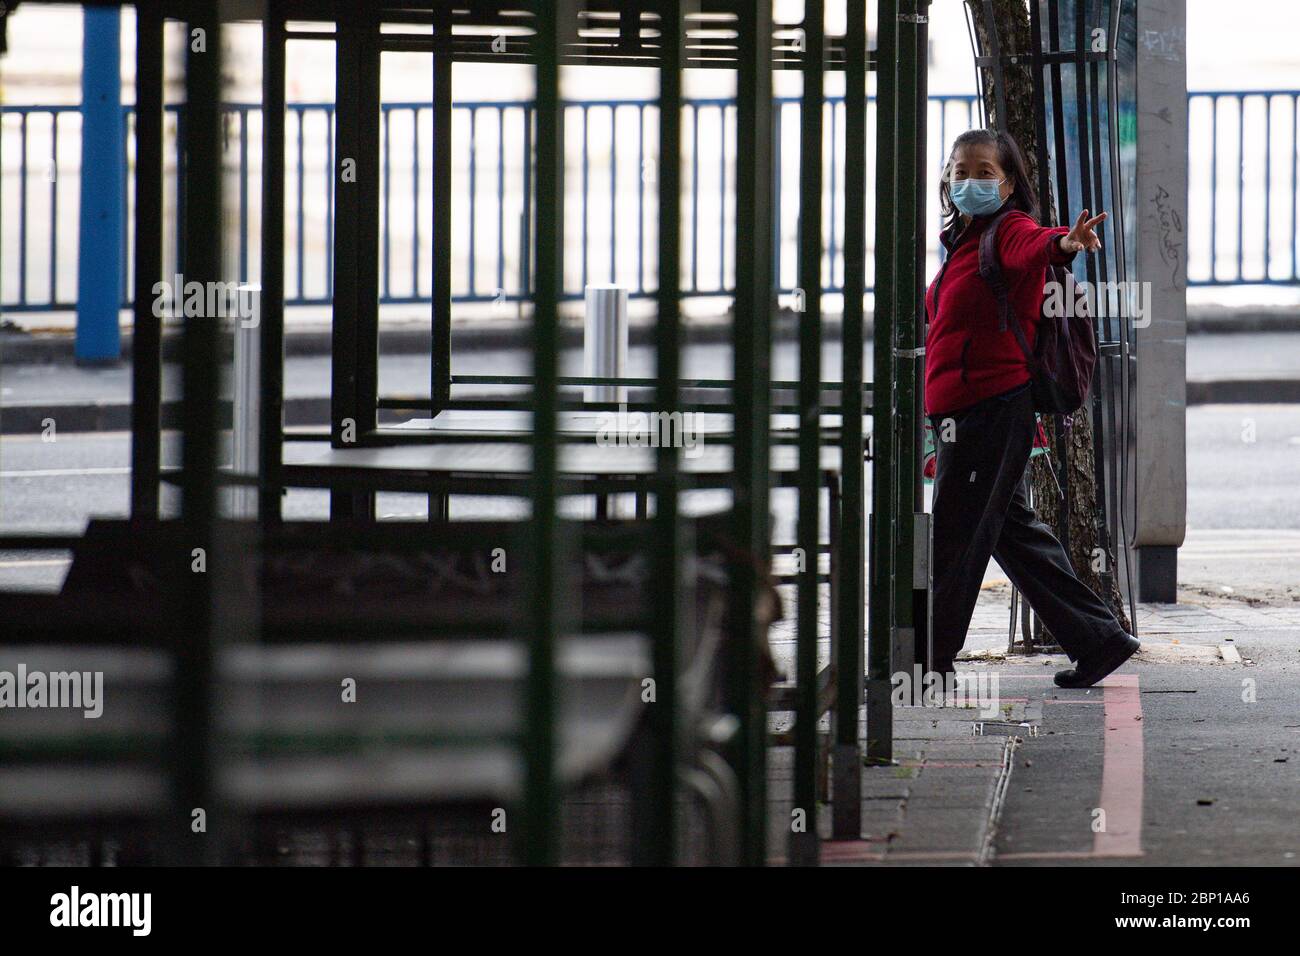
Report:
0,0,930,866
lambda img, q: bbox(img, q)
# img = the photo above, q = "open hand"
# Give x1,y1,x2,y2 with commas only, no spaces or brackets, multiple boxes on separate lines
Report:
1060,209,1107,254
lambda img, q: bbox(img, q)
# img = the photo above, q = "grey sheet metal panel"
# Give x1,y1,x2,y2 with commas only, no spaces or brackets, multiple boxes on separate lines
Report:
1133,0,1188,549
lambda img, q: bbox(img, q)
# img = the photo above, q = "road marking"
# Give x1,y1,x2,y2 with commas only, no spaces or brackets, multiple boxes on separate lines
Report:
807,845,983,864
815,841,886,863
995,676,1145,862
1180,551,1300,560
1183,529,1300,537
1095,673,1144,858
0,558,70,568
0,466,131,478
1042,698,1105,704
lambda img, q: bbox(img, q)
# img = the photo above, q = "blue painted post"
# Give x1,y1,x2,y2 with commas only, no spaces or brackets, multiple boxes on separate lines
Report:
76,7,124,363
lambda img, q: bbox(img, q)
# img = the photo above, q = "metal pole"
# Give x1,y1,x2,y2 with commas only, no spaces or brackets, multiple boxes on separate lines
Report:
731,0,775,866
583,284,629,403
173,0,223,866
432,4,453,412
890,0,922,678
354,9,381,440
331,5,361,512
1064,0,1121,628
866,0,898,766
427,5,454,522
910,2,931,672
833,0,868,839
230,296,260,518
643,0,694,867
523,0,573,866
259,4,286,524
792,0,825,868
330,3,378,520
76,5,124,363
130,0,163,519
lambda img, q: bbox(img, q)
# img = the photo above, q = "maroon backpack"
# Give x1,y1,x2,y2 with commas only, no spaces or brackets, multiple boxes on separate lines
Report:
978,210,1098,415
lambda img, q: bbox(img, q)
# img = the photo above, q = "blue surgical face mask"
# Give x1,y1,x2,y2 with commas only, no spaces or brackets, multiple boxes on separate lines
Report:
949,177,1006,217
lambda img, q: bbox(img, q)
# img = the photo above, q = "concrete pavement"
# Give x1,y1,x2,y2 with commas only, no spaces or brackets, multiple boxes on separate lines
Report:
779,599,1300,867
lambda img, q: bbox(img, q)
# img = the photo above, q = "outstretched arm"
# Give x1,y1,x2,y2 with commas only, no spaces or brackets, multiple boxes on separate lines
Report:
1058,209,1107,254
996,208,1107,275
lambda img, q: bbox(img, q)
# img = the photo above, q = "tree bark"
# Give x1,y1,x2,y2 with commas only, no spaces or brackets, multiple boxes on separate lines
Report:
965,0,1131,636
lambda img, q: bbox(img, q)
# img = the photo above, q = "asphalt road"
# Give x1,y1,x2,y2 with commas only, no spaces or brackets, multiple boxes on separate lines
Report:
5,330,1299,405
0,402,1297,595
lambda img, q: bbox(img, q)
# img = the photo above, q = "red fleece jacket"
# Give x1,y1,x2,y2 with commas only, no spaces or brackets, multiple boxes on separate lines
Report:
923,204,1076,417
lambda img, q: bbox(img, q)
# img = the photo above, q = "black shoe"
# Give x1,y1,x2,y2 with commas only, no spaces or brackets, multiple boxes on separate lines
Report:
1054,633,1140,688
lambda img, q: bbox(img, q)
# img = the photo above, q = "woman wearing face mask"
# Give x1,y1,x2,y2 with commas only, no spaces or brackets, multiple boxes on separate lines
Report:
923,128,1138,689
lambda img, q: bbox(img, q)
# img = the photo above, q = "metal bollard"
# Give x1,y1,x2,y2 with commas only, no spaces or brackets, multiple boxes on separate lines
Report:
228,285,261,519
583,284,628,404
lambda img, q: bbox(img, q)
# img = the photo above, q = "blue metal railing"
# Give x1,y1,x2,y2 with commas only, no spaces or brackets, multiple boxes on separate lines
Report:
1186,90,1300,285
1,91,1295,314
2,104,81,311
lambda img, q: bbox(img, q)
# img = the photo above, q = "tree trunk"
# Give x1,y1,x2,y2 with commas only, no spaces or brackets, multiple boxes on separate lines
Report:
965,0,1131,636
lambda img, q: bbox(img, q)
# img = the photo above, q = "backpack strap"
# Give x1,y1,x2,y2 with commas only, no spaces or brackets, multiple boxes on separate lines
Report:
977,210,1038,368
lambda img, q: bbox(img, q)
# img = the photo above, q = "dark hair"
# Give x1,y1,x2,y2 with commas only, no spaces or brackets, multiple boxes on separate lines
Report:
939,128,1040,234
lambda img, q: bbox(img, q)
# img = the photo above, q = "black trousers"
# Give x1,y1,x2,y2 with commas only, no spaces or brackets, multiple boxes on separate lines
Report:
927,383,1126,672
